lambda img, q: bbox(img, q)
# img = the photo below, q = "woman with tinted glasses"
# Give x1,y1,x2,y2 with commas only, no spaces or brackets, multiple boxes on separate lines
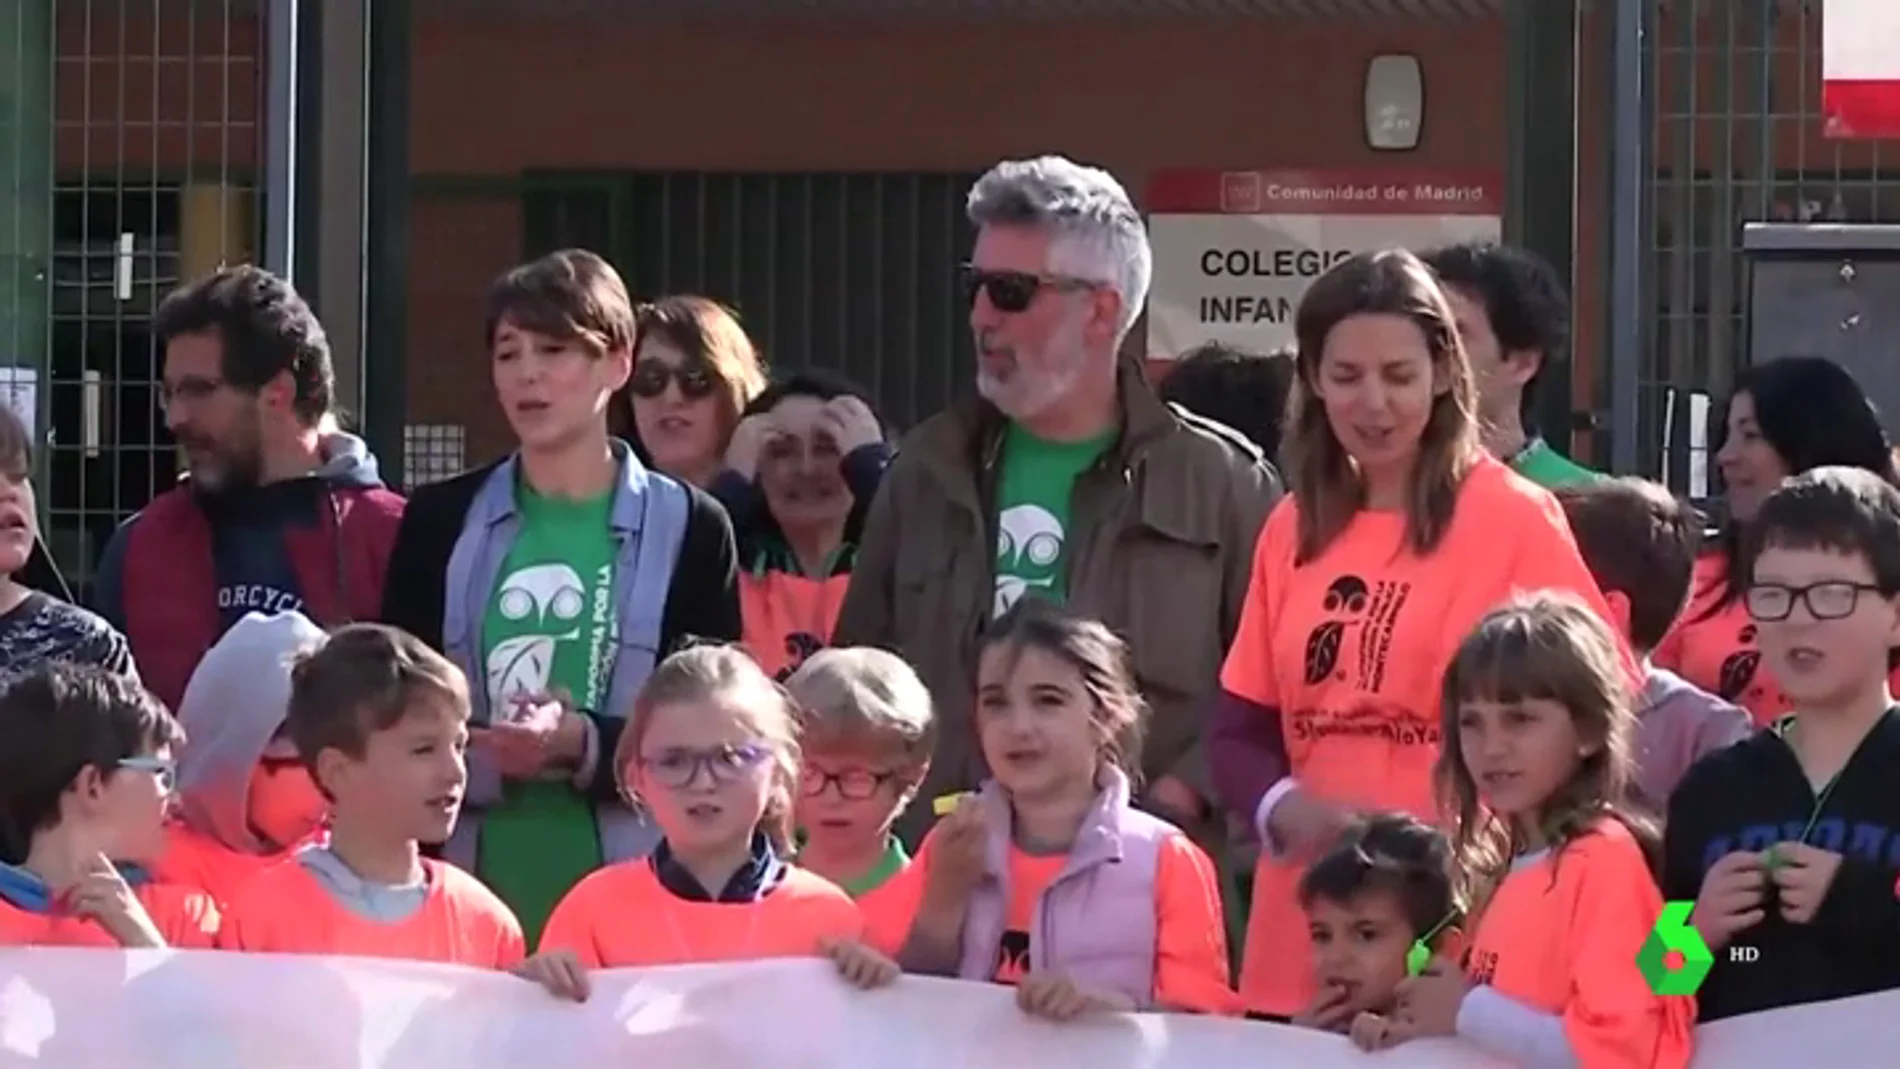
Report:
716,370,893,681
610,296,768,489
379,250,742,945
1653,355,1900,726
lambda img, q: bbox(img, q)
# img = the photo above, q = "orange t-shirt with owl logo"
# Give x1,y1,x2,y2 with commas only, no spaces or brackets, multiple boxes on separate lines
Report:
1653,555,1785,726
1218,455,1629,1017
739,569,851,682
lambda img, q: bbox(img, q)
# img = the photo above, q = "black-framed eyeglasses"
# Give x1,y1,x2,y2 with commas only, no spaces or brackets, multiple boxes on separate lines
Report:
1744,581,1887,622
629,359,719,401
799,766,902,801
158,375,228,412
637,743,772,789
960,264,1099,314
118,756,177,794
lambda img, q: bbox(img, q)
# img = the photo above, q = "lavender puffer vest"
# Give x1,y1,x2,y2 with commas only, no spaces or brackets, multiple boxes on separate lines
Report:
954,767,1173,1008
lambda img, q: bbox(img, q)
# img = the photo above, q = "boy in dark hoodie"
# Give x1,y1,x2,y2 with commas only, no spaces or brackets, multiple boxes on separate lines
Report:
0,662,218,948
1557,477,1751,807
1662,466,1900,1021
154,609,330,911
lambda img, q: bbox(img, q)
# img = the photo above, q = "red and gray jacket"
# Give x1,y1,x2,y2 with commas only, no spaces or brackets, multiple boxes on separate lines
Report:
92,433,405,711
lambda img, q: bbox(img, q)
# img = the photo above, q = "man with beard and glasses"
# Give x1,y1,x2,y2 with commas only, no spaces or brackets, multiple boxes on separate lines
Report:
835,155,1283,845
91,265,406,713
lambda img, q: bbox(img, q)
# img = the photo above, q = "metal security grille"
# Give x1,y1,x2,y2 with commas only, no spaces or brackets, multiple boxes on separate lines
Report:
1645,0,1897,495
26,2,262,597
523,171,981,431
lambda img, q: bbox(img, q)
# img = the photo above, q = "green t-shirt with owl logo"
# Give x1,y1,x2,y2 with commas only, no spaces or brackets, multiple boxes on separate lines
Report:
991,422,1114,618
478,482,617,946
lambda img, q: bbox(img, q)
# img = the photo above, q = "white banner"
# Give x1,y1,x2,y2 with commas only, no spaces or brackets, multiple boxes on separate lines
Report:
1143,169,1502,359
0,950,1886,1067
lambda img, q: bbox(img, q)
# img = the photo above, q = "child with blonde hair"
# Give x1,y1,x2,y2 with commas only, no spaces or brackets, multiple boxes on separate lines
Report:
1356,592,1693,1068
517,643,896,1000
902,600,1238,1019
785,647,935,955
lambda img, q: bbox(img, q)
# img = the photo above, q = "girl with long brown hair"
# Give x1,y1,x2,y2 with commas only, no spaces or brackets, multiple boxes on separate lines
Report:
1355,592,1691,1067
1204,248,1628,1019
902,600,1238,1019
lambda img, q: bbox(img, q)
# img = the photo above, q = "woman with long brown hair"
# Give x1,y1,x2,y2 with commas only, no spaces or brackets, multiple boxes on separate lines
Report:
1204,249,1629,1020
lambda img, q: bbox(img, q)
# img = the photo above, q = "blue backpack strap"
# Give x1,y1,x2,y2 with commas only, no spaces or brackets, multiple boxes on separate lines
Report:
443,459,521,869
596,468,691,864
443,458,520,728
602,469,691,721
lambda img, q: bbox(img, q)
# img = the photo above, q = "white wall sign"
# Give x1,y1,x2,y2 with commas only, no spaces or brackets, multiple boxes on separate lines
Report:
1144,169,1504,359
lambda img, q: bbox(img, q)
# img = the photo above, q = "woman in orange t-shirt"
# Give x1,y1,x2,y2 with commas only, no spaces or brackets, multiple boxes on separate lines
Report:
1206,249,1633,1019
1357,594,1693,1069
1653,356,1900,726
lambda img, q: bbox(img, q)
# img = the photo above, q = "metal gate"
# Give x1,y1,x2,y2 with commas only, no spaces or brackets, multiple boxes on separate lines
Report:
1642,0,1900,493
0,0,263,598
522,171,981,431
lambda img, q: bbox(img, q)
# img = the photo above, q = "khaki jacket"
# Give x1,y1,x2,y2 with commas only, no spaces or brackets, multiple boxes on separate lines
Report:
834,361,1283,842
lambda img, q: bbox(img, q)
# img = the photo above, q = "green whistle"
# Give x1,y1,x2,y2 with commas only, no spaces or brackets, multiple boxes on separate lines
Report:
1763,846,1783,870
1406,940,1431,977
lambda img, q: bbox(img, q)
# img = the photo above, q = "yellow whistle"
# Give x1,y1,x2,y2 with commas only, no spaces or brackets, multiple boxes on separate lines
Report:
933,793,971,816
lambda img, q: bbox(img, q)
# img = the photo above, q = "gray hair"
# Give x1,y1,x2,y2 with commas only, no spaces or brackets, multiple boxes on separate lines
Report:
966,155,1152,344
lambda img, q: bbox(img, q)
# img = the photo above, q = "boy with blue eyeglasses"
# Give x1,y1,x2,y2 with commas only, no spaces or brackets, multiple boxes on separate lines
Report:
0,662,218,947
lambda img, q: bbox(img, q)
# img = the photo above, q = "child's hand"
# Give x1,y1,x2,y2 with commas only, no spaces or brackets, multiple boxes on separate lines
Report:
923,796,988,907
476,692,585,779
1349,1010,1393,1052
1264,789,1356,859
513,950,591,1002
65,853,165,949
1693,850,1768,949
1014,971,1136,1021
1769,842,1844,925
1291,982,1356,1033
821,937,901,990
1388,958,1469,1040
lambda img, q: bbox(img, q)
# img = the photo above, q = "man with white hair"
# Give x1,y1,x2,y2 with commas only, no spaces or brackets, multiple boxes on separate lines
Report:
836,155,1282,843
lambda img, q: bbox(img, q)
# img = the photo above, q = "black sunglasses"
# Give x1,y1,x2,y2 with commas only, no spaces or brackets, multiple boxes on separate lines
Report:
629,360,719,401
960,264,1099,314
